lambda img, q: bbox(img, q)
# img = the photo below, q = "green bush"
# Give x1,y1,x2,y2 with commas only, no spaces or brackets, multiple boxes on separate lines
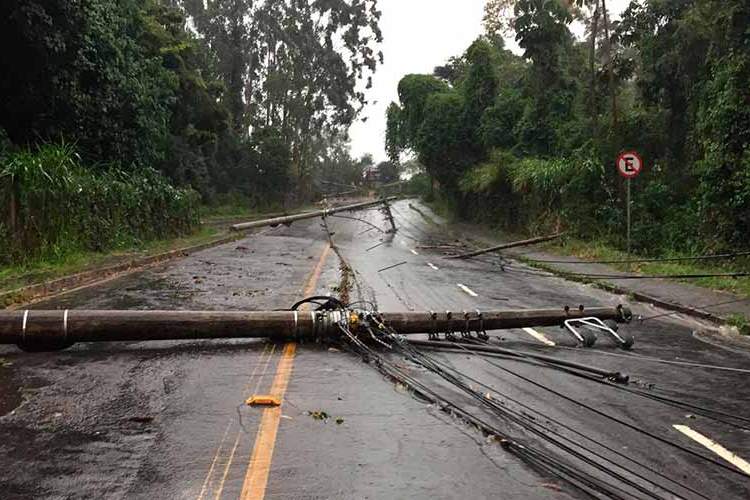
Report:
404,172,432,198
0,143,199,265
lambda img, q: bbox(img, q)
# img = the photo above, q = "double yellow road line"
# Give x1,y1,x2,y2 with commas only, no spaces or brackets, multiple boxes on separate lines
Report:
197,242,332,500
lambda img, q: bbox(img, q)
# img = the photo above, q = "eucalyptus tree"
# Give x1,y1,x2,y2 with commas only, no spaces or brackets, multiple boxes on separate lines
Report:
181,0,383,199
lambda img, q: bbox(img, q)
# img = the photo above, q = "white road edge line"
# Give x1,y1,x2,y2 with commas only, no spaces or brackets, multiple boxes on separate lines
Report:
673,425,750,476
457,284,478,297
522,327,556,346
410,249,419,255
427,263,439,271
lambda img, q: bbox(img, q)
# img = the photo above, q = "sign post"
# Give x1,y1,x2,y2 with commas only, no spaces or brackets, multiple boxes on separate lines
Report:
616,151,643,267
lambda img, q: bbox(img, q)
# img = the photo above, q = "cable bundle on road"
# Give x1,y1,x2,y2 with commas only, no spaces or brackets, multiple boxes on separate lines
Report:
334,307,721,500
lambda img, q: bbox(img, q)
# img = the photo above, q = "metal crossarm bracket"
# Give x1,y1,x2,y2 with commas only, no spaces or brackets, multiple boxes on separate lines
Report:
563,317,634,349
475,310,488,340
444,311,456,341
428,311,439,340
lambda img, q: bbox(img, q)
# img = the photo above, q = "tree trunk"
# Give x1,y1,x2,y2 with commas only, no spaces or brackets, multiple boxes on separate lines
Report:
589,1,600,138
601,0,618,131
7,178,18,237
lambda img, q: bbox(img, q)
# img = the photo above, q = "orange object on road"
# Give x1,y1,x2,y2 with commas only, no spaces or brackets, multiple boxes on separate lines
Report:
245,395,281,407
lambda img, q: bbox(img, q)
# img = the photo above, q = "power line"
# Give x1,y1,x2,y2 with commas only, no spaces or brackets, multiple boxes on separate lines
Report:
524,251,750,266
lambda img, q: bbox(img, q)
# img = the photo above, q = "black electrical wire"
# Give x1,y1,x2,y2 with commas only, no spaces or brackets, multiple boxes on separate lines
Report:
446,340,750,431
338,321,637,498
568,272,750,280
547,344,750,374
422,349,712,500
327,214,385,233
500,265,750,281
340,327,638,499
290,295,345,311
394,338,669,499
360,317,683,499
524,251,750,266
454,338,750,429
638,297,750,322
390,206,434,238
465,346,750,479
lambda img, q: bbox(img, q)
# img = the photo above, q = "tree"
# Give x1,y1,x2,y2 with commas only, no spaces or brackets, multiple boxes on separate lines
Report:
385,102,402,164
181,0,383,200
377,161,399,183
396,75,450,150
0,0,177,168
462,39,499,156
417,91,468,189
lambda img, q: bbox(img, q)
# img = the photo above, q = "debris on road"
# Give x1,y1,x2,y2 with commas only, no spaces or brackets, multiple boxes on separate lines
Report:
246,395,281,407
308,410,329,421
377,261,407,273
128,416,154,424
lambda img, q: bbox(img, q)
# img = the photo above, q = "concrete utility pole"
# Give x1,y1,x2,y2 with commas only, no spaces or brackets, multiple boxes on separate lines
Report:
445,233,564,260
231,197,398,232
1,305,630,351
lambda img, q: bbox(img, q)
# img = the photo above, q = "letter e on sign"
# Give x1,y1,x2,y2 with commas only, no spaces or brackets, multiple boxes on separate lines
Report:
617,151,643,179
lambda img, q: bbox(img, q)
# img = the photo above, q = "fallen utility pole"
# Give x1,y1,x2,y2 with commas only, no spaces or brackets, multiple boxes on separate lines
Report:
445,233,564,260
1,305,629,351
230,197,397,232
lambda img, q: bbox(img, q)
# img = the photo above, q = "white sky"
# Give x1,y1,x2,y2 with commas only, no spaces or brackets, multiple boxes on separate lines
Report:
349,0,632,163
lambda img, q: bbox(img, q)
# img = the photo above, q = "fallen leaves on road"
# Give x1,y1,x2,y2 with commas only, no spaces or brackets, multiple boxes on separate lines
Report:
307,410,345,425
308,410,329,421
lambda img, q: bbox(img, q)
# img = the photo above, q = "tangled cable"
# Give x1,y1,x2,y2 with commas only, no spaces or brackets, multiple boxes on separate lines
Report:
320,302,745,499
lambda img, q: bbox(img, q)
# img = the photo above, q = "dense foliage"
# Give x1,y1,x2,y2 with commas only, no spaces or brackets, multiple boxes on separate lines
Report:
0,143,199,265
0,0,382,265
387,0,750,255
0,0,381,203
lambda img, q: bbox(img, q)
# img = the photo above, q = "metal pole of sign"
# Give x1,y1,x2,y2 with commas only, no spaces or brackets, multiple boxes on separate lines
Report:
627,178,631,271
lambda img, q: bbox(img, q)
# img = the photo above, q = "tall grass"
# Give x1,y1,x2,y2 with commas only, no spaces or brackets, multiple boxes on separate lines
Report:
0,143,200,265
459,148,619,238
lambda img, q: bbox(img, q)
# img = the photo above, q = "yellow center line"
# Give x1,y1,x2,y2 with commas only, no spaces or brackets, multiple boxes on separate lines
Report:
212,344,278,500
197,343,272,500
239,343,297,499
238,241,332,500
302,243,332,298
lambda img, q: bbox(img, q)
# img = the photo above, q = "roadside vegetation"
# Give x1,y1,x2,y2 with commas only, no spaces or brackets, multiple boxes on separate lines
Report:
386,0,750,276
541,238,750,298
0,226,221,295
1,1,383,272
0,143,199,266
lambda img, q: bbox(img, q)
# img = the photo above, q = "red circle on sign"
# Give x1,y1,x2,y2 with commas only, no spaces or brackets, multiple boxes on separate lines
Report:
617,151,643,179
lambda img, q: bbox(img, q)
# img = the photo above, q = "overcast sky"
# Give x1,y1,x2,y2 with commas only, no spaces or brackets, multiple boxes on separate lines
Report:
348,0,632,163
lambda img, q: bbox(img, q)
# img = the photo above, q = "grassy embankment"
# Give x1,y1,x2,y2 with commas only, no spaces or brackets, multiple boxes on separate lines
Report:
0,198,318,295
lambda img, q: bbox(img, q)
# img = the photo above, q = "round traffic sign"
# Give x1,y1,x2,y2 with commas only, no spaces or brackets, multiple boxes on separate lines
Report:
617,151,643,178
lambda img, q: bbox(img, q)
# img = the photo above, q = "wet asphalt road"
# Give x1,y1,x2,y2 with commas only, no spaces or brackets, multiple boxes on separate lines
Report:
1,198,750,499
